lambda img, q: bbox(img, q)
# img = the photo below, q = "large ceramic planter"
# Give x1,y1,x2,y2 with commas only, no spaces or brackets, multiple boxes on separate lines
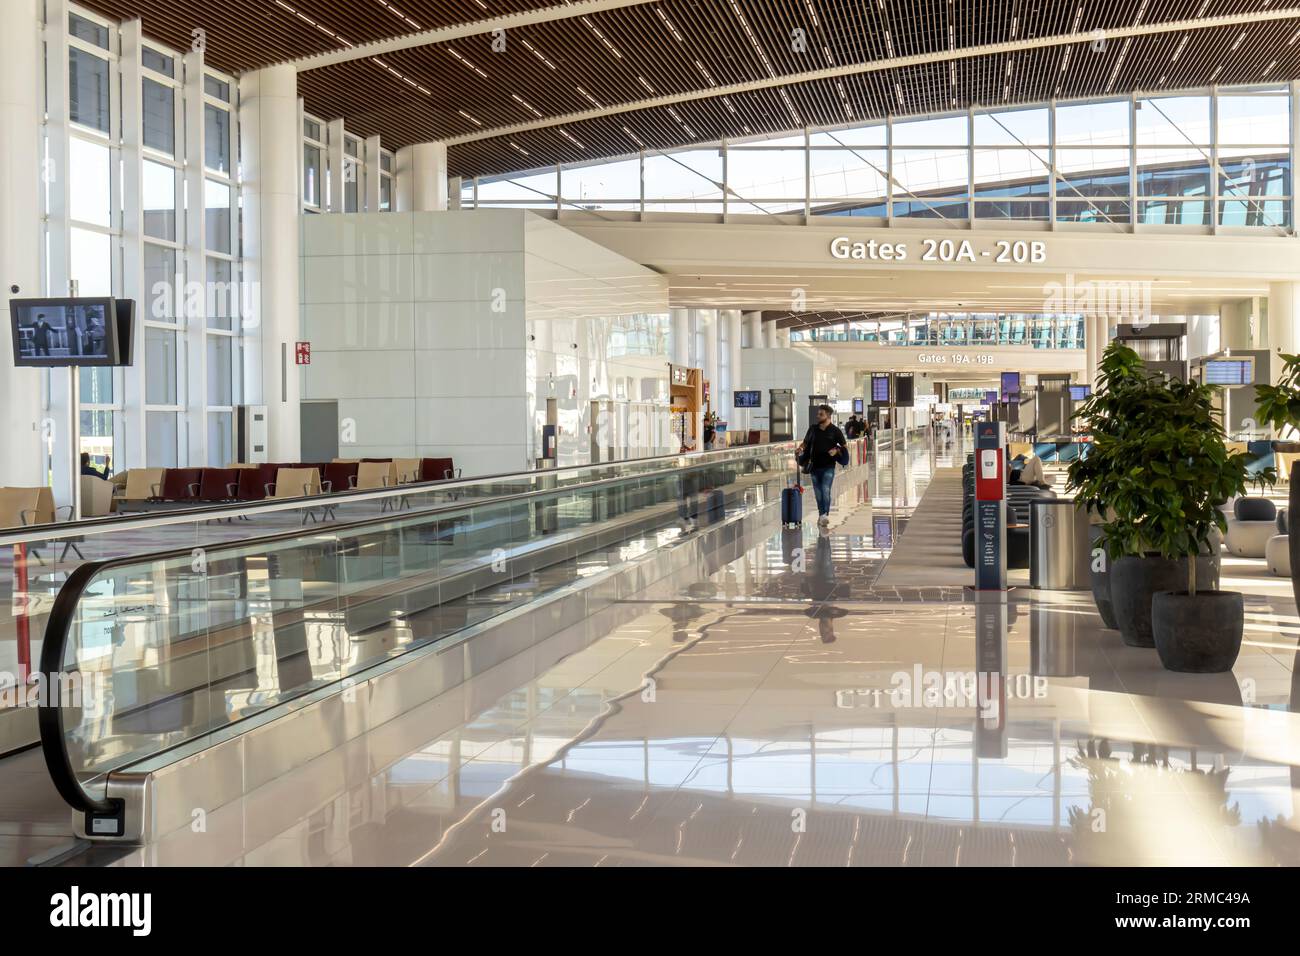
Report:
1290,461,1300,614
1152,589,1244,673
1088,525,1118,629
1111,553,1216,648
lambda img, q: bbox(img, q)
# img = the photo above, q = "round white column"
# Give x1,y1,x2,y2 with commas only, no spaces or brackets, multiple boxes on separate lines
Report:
764,320,779,349
0,0,45,486
700,309,719,412
1269,281,1300,358
743,310,763,348
395,142,449,212
723,309,743,392
670,308,690,366
240,64,302,461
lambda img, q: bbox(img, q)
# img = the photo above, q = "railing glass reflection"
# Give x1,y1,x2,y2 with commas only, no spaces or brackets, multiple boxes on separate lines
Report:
40,441,819,808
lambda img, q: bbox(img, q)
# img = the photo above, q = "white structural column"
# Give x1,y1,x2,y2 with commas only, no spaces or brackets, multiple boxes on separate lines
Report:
1268,282,1300,358
1084,313,1099,387
743,310,762,349
0,0,45,486
723,309,743,394
1091,314,1111,386
395,142,449,212
670,307,690,366
240,65,302,460
1218,299,1255,351
764,319,779,349
699,309,719,408
777,328,792,349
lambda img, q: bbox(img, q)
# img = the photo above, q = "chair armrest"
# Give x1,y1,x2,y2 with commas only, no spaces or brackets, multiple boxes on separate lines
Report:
188,482,200,496
303,484,313,497
150,483,161,498
348,476,357,488
57,505,75,521
18,509,37,526
321,480,333,493
227,482,239,497
264,482,276,497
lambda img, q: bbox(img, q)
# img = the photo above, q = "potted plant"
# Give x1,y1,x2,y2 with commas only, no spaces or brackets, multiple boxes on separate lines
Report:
1253,351,1300,611
1142,371,1271,670
1070,342,1259,653
1068,342,1149,629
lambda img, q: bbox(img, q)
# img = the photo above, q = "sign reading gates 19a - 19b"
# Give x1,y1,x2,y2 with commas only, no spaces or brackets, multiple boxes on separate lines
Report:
830,236,1047,265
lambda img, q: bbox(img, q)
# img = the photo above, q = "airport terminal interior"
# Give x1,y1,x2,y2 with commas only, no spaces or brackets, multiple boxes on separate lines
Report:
3,0,1300,871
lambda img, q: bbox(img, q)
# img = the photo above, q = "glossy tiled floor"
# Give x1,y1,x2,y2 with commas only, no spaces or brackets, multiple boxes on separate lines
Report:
43,436,1300,865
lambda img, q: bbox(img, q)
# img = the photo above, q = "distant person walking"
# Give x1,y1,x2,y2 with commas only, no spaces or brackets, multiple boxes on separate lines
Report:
33,315,52,356
796,404,848,527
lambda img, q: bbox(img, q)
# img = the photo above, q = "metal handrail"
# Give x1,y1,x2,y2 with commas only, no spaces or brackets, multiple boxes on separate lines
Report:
38,442,797,814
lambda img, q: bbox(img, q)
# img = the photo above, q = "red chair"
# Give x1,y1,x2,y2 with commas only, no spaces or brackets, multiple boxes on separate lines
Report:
155,468,203,502
420,457,458,482
235,463,280,501
197,468,240,502
322,462,359,494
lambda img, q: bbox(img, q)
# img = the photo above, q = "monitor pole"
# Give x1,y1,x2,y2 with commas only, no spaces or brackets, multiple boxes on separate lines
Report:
68,280,81,520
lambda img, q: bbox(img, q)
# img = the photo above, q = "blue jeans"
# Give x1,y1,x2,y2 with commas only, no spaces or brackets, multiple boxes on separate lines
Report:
809,467,835,516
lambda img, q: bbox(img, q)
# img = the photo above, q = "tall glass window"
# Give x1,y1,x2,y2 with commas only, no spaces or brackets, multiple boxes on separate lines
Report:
461,84,1293,233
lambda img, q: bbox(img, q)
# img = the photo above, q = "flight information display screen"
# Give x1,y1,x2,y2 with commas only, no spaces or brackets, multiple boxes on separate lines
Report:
871,374,891,405
1001,371,1021,402
1204,360,1252,386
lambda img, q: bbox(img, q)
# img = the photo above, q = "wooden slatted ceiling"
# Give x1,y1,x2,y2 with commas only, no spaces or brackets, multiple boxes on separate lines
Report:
452,18,1300,177
76,0,553,72
78,1,1300,178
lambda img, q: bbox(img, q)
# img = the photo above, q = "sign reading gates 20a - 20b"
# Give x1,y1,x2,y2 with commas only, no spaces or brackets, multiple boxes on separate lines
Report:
830,235,1047,265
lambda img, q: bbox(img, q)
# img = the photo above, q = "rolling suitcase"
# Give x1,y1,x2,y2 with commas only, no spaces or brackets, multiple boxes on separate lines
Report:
781,465,804,528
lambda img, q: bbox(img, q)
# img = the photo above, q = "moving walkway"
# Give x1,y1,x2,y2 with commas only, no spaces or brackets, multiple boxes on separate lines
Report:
0,445,787,757
31,441,853,844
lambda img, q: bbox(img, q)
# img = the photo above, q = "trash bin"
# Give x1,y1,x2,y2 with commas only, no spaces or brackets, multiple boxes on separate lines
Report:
1029,499,1091,589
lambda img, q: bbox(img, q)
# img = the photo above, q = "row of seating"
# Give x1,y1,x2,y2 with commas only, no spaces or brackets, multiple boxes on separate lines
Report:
960,454,1058,569
119,456,460,508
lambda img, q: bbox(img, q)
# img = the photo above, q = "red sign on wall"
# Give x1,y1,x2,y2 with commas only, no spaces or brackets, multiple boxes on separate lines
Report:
295,341,311,365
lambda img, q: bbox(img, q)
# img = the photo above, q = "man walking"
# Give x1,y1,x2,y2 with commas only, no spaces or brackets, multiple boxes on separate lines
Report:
797,404,847,526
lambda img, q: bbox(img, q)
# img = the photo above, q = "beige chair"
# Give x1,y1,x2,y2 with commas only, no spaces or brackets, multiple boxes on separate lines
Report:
355,461,394,491
80,475,115,518
271,467,322,499
123,468,165,502
0,487,48,529
392,457,421,484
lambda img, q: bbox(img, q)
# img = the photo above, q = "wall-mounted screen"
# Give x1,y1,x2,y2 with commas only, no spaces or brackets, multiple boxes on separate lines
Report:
871,374,891,406
1069,384,1092,402
853,398,864,414
733,390,761,408
1204,359,1253,386
983,390,998,405
11,297,131,367
1000,371,1021,403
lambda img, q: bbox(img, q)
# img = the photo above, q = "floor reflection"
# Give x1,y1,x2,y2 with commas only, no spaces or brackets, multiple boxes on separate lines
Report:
67,433,1300,867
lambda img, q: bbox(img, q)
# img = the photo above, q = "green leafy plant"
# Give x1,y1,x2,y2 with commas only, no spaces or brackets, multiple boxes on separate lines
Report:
1255,351,1300,437
1068,341,1273,596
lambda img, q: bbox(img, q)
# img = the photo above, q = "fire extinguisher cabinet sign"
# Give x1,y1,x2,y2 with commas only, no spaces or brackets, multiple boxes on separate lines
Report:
295,342,311,365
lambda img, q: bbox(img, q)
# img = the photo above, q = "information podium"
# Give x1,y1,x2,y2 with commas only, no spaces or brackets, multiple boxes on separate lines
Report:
974,420,1006,591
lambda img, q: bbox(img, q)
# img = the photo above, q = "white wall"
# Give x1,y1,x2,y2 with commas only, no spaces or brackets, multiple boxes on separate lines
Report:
301,210,669,477
735,347,838,436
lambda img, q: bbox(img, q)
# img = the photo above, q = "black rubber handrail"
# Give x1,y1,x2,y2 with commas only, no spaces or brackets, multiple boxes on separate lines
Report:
3,443,774,539
37,446,794,813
